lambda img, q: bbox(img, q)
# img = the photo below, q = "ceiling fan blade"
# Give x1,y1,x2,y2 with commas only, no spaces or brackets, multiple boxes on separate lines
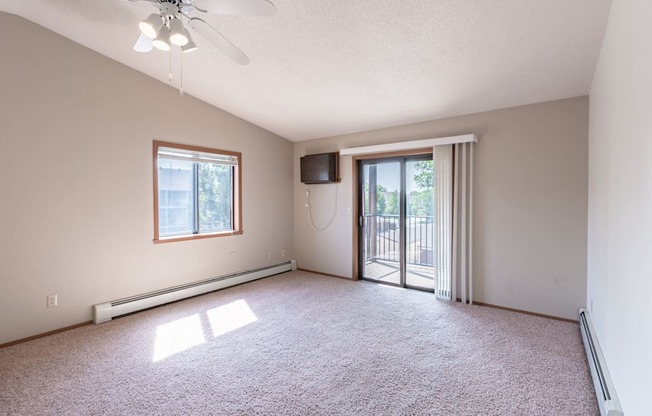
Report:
190,18,250,65
133,33,154,53
193,0,276,16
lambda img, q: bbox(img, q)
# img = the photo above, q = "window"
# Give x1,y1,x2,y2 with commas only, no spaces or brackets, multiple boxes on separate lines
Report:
153,141,242,243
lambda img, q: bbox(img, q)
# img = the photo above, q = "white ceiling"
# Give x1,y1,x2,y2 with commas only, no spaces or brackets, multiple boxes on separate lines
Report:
2,0,612,142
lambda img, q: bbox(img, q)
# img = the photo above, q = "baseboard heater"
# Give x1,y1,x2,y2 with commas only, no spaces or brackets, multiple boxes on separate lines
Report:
578,308,623,416
93,260,297,324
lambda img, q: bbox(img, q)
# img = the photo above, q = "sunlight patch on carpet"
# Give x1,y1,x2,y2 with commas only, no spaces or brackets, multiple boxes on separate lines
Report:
376,283,406,291
207,299,257,337
153,314,205,362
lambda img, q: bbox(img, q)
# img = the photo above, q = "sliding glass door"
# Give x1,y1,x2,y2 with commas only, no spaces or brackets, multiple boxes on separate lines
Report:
358,155,435,291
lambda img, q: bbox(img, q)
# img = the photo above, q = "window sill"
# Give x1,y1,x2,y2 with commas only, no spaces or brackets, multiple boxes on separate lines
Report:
153,230,243,244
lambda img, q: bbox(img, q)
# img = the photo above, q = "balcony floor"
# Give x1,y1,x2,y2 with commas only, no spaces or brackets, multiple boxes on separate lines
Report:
363,259,435,290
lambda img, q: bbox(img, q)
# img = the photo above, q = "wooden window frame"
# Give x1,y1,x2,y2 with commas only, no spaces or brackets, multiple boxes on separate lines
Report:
153,140,243,244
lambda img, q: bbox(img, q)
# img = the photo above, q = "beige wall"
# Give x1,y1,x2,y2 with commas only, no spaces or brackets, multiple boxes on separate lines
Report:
294,96,589,320
588,1,652,414
0,13,294,345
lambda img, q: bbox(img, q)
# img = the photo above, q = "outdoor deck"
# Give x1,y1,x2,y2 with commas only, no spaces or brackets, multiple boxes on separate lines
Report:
363,259,435,289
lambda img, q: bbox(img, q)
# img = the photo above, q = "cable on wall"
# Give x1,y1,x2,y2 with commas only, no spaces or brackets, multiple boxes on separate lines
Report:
305,184,338,232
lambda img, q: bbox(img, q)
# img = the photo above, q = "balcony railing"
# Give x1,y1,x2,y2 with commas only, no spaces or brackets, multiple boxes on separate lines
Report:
362,214,434,266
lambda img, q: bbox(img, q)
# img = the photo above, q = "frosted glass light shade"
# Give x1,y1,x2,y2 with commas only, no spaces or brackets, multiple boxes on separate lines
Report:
169,19,188,46
153,25,171,51
133,33,154,53
139,14,163,39
181,30,197,53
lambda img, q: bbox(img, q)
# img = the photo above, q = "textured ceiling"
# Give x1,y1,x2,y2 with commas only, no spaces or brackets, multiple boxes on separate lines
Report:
2,0,612,141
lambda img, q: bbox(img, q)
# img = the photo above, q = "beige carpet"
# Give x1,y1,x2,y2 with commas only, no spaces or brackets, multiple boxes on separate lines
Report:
0,270,598,415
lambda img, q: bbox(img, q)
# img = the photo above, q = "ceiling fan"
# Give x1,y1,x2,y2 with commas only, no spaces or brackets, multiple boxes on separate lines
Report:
130,0,276,65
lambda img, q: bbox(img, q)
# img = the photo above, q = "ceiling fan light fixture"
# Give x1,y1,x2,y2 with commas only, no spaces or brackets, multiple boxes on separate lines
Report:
181,30,197,53
139,13,163,39
181,40,198,53
169,18,188,46
133,33,154,53
153,25,171,51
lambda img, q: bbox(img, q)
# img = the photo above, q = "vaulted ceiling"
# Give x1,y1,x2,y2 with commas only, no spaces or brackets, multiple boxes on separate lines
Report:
2,0,612,141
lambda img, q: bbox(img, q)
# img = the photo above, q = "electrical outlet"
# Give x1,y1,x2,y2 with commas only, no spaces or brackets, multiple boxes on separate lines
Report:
268,252,272,260
282,249,287,257
47,294,58,308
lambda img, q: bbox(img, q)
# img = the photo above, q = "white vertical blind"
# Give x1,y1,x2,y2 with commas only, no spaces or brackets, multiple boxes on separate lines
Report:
460,143,467,304
451,145,460,302
469,143,474,304
434,142,475,303
434,145,453,300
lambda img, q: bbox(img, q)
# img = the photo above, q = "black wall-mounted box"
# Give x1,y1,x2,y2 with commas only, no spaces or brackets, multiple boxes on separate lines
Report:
300,152,339,184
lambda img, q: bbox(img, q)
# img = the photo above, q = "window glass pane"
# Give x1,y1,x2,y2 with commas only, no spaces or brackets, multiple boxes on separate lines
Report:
198,163,233,233
406,160,433,217
405,159,434,290
158,159,195,236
